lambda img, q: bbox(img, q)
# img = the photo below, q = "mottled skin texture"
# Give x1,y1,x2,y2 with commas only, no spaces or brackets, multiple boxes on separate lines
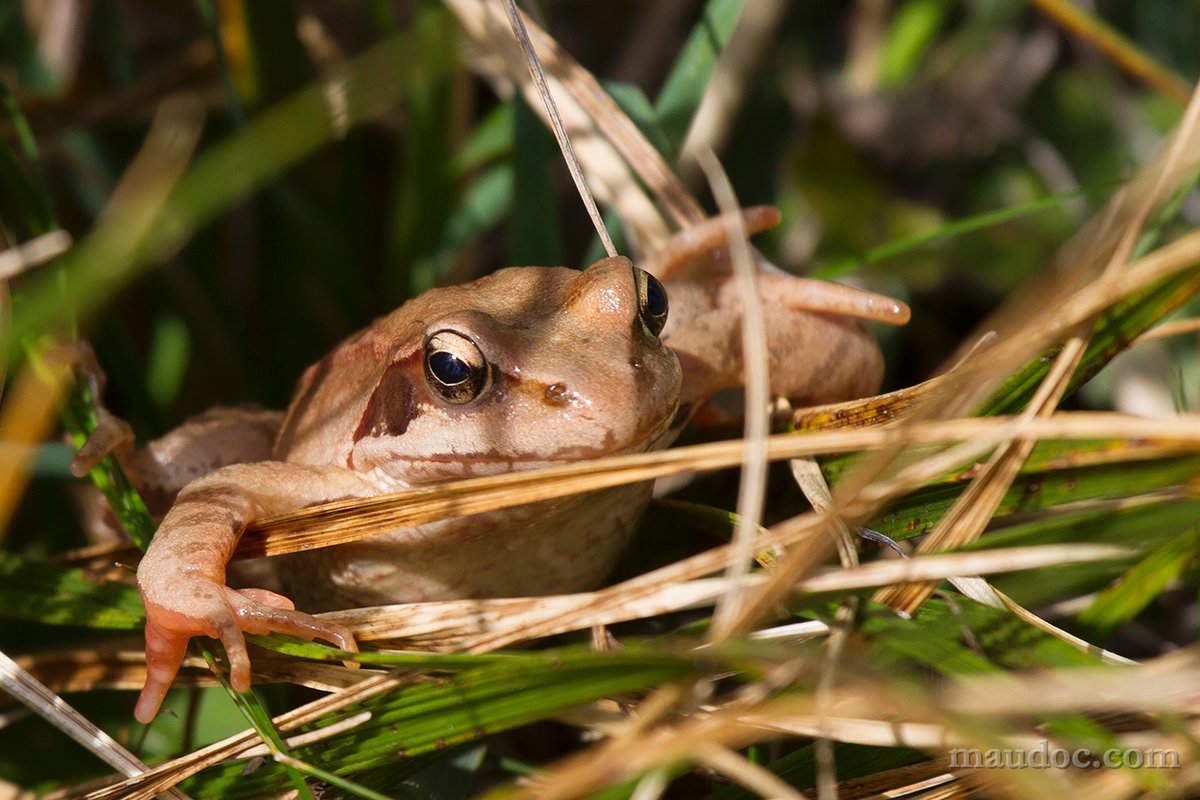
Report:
79,218,908,723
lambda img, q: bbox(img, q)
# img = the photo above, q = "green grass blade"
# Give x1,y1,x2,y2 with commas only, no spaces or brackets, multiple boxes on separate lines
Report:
0,83,56,236
815,185,1097,278
0,552,144,629
980,270,1200,417
510,96,561,266
867,454,1200,544
186,646,698,797
1076,527,1200,637
654,0,745,154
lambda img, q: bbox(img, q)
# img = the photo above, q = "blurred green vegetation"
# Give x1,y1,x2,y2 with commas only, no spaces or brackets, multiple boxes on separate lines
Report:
1,1,1198,797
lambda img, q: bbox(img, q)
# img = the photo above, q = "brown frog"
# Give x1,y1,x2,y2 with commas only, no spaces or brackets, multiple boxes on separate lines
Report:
75,210,908,723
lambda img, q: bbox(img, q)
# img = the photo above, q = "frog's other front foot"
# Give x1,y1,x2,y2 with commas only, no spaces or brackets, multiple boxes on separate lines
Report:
70,408,135,478
135,576,357,723
58,339,133,478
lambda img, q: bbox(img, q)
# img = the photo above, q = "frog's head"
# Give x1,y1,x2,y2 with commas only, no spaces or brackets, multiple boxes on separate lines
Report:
284,257,682,480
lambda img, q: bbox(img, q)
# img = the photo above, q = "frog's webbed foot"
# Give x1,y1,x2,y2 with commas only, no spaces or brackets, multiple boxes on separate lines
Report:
136,581,357,724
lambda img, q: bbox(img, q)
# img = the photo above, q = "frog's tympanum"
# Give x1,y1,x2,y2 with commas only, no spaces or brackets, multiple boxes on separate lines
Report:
75,211,908,723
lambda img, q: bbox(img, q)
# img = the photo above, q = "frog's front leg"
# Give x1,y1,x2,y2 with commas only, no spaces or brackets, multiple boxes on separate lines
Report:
662,273,909,410
73,405,285,518
134,462,369,723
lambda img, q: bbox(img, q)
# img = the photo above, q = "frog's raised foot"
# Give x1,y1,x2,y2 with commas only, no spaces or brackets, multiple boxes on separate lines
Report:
639,206,909,410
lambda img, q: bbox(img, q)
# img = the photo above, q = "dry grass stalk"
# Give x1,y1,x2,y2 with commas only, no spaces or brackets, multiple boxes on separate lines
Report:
498,0,616,257
239,412,1200,558
72,673,407,800
698,149,772,644
1028,0,1193,104
445,0,678,245
1136,316,1200,344
838,763,962,800
944,651,1200,716
691,741,806,800
320,544,1126,652
7,639,175,697
983,585,1138,666
0,230,73,280
0,651,191,800
788,456,860,799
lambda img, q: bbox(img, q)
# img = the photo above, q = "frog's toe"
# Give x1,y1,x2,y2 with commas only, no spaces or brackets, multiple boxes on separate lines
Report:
235,587,297,611
135,620,190,724
214,614,253,692
225,587,359,661
70,409,134,477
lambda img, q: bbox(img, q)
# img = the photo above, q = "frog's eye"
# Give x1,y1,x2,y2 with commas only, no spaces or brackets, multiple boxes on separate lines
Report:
424,330,491,404
636,269,669,337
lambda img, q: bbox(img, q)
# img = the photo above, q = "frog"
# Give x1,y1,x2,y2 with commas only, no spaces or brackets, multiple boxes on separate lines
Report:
72,208,908,723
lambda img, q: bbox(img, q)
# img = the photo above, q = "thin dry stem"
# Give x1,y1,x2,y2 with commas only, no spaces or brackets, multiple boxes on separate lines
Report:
499,0,616,257
0,651,190,800
322,544,1127,652
699,149,771,644
0,230,73,279
692,742,805,800
1029,0,1193,104
677,0,790,185
1136,316,1200,344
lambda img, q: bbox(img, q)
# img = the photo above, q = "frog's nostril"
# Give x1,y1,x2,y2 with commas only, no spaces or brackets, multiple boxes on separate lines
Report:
544,382,572,406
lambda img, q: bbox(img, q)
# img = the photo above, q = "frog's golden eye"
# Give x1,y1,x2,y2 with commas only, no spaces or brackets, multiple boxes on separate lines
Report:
424,330,491,404
635,268,669,337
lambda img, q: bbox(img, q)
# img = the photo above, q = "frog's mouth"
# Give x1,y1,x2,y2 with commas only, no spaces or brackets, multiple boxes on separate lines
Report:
350,395,679,482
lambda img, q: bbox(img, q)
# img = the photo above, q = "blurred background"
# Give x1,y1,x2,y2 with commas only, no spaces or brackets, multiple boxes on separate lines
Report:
4,1,1197,427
